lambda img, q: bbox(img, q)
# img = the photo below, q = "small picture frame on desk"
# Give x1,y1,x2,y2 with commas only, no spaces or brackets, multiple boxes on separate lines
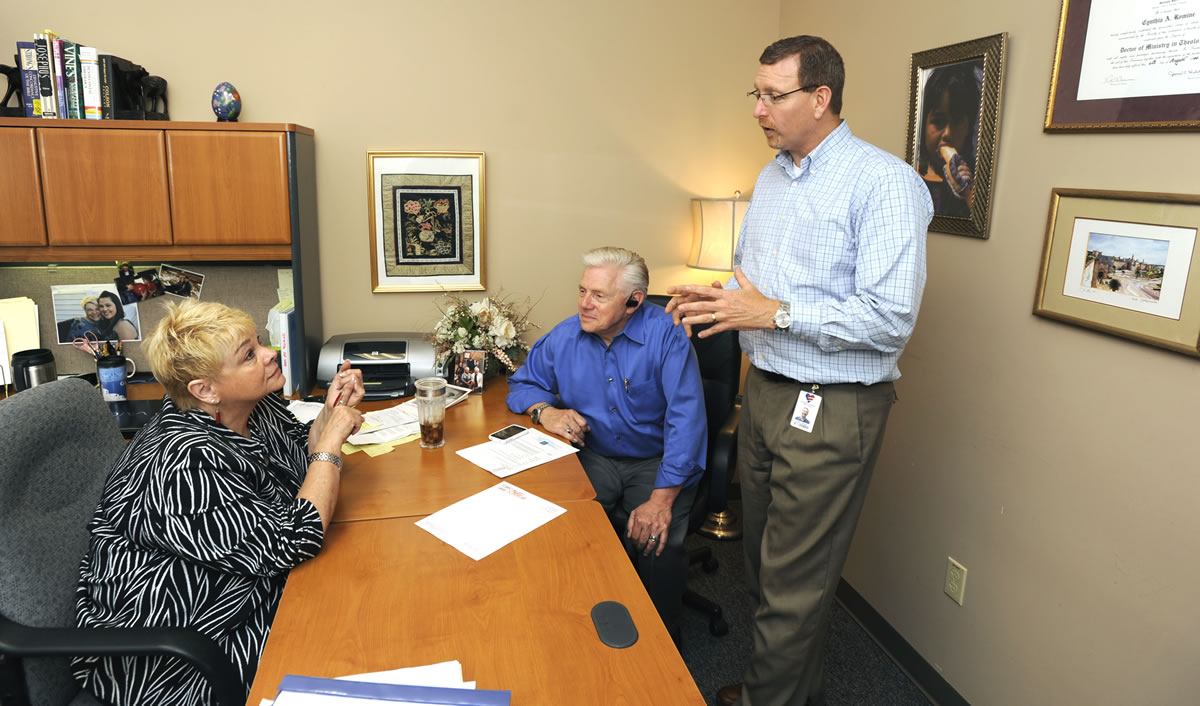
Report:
453,350,486,393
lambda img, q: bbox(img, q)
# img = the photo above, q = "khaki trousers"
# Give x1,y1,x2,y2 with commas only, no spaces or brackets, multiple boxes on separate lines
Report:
737,367,896,706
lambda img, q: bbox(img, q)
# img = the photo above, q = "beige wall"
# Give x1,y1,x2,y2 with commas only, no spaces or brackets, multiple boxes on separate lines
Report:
781,1,1200,704
2,0,779,332
8,1,1199,704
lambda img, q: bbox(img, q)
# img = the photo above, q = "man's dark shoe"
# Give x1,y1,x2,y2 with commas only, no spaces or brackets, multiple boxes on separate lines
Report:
717,683,742,706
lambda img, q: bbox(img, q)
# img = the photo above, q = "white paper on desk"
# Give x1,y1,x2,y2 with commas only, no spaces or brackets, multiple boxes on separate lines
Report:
455,428,578,478
348,421,420,445
287,400,324,424
0,321,9,386
339,659,474,689
417,482,566,561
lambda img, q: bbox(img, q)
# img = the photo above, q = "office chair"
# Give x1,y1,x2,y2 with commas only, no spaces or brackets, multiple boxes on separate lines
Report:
0,378,243,706
646,295,742,637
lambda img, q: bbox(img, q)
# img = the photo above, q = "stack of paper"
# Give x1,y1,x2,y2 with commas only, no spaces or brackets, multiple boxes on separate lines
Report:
0,297,40,387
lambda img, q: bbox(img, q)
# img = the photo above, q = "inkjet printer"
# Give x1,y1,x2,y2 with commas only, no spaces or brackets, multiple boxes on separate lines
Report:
316,333,438,400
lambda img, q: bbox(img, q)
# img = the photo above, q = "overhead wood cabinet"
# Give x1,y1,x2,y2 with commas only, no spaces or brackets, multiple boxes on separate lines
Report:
0,127,48,246
0,118,322,395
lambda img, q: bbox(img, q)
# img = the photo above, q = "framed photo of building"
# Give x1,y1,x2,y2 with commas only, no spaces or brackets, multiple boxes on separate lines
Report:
1034,188,1200,357
905,33,1007,239
367,151,486,292
1046,0,1200,131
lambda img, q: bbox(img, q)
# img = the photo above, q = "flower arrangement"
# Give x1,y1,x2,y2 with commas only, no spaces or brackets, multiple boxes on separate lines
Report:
431,292,538,374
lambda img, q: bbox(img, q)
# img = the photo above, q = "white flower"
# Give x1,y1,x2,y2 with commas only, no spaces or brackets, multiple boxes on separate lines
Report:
457,326,468,339
469,299,490,316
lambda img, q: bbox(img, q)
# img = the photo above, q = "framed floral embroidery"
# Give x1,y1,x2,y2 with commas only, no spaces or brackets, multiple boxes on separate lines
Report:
367,151,486,292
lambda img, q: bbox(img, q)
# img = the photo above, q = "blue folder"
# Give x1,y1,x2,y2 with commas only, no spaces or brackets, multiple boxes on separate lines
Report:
275,674,512,705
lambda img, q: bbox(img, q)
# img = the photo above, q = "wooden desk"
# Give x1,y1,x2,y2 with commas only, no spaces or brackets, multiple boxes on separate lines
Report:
247,500,703,705
333,379,595,522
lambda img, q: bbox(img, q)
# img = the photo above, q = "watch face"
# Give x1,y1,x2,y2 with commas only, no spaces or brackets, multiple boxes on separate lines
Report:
774,309,791,328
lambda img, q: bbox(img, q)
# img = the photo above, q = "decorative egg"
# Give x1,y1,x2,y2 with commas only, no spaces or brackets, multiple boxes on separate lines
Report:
211,82,242,122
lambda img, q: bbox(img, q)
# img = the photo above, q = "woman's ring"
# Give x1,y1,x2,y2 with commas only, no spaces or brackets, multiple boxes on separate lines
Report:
711,312,717,323
648,535,658,542
567,427,573,435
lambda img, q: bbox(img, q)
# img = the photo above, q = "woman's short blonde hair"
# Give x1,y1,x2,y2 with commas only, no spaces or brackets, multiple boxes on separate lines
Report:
80,295,98,310
147,300,256,410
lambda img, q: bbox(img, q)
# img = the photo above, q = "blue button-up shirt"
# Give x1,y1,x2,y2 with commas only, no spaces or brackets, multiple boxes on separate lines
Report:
734,120,933,385
507,302,707,489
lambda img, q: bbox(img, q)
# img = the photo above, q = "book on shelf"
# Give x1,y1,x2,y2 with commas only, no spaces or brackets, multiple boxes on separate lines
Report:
62,39,83,119
51,37,67,119
32,33,57,118
15,41,40,117
97,53,113,119
78,46,102,119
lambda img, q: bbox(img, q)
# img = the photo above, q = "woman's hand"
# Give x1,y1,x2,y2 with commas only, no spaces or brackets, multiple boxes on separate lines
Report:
327,360,364,408
312,404,363,456
310,361,364,451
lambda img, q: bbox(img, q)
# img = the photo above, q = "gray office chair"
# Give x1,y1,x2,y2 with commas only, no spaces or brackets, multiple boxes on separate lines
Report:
646,295,741,637
0,378,243,706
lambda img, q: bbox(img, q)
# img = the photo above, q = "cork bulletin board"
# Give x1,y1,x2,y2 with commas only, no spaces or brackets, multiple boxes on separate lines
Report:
1,263,290,376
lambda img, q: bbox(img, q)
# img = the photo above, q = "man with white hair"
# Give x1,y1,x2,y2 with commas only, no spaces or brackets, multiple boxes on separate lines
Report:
507,246,707,641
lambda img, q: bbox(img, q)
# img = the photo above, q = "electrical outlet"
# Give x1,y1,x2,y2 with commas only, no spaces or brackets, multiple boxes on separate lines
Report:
944,557,967,605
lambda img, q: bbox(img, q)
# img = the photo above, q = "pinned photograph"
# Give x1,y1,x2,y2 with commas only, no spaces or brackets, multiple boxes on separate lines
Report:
159,264,205,299
114,268,164,304
52,284,142,344
454,350,486,393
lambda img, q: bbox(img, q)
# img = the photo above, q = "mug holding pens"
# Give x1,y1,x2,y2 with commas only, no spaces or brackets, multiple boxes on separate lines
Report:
74,333,134,400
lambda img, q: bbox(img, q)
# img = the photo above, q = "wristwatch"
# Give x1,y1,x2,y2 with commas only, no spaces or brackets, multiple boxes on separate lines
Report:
772,301,792,329
307,451,342,471
530,402,552,425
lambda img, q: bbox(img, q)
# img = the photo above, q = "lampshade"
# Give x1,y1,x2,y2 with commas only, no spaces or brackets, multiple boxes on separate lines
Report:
688,193,749,271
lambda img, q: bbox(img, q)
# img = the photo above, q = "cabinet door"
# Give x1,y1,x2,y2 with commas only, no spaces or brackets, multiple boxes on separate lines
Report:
167,131,292,245
38,128,172,245
0,128,48,246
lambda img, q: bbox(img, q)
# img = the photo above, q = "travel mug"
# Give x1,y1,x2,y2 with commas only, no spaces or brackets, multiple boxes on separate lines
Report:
97,355,137,401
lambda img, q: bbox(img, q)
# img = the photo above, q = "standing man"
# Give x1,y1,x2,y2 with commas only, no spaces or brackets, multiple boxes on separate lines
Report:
667,36,933,706
507,246,707,641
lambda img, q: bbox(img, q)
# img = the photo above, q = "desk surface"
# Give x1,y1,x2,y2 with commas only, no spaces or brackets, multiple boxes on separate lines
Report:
334,379,595,522
247,500,703,705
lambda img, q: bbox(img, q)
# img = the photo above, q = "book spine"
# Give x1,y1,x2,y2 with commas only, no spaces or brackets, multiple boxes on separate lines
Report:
98,54,113,119
51,38,67,119
79,46,102,119
33,34,57,118
279,309,295,397
63,40,82,119
16,42,40,117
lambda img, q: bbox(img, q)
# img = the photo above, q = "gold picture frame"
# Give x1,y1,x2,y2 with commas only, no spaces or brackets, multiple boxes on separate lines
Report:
367,151,486,292
1034,188,1200,357
904,33,1007,239
1045,0,1200,131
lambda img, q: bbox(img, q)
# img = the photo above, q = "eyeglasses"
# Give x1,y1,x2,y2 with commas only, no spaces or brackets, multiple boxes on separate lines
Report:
747,85,820,106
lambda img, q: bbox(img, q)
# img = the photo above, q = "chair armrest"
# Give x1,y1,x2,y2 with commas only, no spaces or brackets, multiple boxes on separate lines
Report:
705,402,740,514
0,616,244,706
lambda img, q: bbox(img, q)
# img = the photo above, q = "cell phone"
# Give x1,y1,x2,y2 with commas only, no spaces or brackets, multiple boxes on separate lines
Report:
489,424,528,442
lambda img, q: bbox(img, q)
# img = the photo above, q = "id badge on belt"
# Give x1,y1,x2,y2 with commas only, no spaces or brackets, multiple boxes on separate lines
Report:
790,385,822,433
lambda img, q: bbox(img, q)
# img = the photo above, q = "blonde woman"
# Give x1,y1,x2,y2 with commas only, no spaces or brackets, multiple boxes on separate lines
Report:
74,301,364,705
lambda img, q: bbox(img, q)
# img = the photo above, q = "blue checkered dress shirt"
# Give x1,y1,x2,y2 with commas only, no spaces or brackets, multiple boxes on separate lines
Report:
733,121,933,385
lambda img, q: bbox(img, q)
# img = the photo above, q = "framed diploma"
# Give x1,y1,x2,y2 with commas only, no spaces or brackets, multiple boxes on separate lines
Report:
1046,0,1200,131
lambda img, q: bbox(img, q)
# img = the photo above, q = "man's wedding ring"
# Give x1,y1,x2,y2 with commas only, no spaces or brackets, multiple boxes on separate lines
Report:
648,535,658,542
567,427,573,435
711,312,717,323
